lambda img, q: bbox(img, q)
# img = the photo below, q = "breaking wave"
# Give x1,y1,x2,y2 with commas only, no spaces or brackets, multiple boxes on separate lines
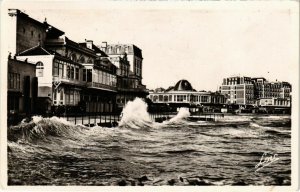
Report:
118,98,154,129
8,116,87,142
165,108,190,124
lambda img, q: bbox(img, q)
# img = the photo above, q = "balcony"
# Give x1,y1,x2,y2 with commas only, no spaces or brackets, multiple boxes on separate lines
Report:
53,76,86,86
87,82,117,92
117,86,148,93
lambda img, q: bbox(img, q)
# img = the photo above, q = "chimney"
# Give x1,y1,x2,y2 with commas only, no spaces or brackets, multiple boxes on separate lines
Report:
101,41,107,51
86,40,93,50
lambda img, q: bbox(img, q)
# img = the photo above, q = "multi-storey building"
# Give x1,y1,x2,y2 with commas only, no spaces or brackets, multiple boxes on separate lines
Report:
99,43,148,108
10,9,118,114
252,77,292,99
220,76,255,105
220,75,292,109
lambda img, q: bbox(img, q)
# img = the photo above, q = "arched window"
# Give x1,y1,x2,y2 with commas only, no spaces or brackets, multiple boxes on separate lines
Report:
163,95,168,102
36,62,44,77
87,58,93,64
153,95,158,102
79,56,85,63
71,54,77,62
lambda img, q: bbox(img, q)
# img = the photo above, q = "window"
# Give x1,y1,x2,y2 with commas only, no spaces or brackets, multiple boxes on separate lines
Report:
60,89,64,101
67,65,71,79
79,56,85,63
70,90,74,105
53,89,57,101
70,66,74,79
87,69,92,82
75,67,79,80
8,73,20,89
53,61,58,76
99,71,103,83
36,62,44,77
71,54,77,62
159,95,163,102
164,95,168,102
58,61,63,77
87,58,93,64
83,69,87,81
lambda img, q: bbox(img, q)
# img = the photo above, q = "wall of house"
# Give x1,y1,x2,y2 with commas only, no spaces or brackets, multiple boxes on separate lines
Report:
7,59,37,114
17,55,54,98
16,15,47,54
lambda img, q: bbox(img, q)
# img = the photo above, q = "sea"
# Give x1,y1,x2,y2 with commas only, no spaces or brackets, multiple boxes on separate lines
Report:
7,98,291,186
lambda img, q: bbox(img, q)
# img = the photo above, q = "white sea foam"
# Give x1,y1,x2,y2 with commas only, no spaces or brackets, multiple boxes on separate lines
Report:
118,98,153,128
167,108,190,123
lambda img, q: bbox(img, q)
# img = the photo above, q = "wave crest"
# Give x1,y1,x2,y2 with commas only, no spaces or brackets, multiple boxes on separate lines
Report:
118,98,154,129
8,116,86,142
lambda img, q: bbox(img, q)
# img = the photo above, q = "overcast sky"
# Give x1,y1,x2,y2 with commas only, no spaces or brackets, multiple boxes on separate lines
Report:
4,1,299,91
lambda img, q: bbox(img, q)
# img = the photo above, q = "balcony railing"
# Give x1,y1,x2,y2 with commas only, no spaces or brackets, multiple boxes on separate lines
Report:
53,76,86,86
87,82,117,92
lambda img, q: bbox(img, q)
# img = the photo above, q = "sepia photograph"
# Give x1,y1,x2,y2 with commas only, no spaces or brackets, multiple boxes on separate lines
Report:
1,0,299,191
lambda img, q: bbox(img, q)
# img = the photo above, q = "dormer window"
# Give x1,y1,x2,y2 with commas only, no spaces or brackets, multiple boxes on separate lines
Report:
79,56,85,63
36,62,44,77
71,54,77,62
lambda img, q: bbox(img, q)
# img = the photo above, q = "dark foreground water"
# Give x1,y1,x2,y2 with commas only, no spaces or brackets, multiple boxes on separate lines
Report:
7,102,291,186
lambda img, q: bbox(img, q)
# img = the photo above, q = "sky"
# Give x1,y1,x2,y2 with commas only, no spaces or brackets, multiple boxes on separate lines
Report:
3,1,299,91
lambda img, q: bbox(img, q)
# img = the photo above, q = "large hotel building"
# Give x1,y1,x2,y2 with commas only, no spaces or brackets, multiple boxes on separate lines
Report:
220,76,291,109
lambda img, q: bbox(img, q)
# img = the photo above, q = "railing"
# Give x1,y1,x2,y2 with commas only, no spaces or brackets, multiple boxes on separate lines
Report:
57,111,121,127
86,82,117,92
53,76,86,86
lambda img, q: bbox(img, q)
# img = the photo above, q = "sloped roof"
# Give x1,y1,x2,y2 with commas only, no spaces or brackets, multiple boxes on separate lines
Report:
18,45,52,56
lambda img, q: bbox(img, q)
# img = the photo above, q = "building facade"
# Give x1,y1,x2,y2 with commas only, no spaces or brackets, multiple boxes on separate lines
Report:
8,9,149,114
99,43,148,108
7,58,38,118
220,75,292,109
148,80,226,112
220,76,255,105
9,9,119,114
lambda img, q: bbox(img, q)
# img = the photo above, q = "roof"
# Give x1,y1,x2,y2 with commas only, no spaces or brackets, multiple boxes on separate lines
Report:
132,45,143,58
173,79,195,91
101,44,143,59
18,45,52,56
78,42,108,57
17,45,79,64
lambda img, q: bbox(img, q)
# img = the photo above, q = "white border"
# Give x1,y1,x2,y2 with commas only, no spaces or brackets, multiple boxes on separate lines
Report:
1,1,299,192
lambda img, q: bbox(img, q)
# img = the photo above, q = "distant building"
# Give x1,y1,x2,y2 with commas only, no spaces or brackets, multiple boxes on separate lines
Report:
99,43,148,108
220,76,255,105
252,77,291,99
220,75,292,108
148,79,226,112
